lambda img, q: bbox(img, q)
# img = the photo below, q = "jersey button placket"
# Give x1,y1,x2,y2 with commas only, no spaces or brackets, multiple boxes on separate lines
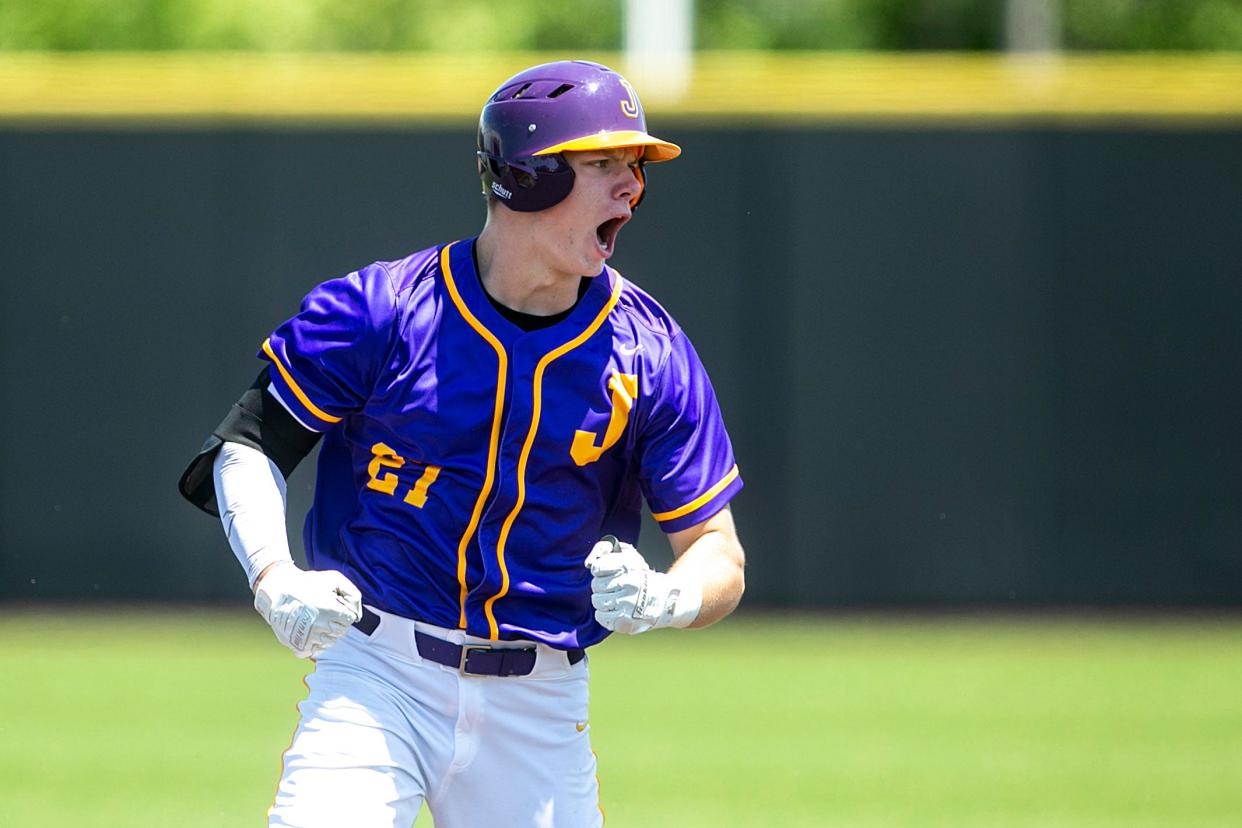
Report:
468,353,522,636
477,347,543,638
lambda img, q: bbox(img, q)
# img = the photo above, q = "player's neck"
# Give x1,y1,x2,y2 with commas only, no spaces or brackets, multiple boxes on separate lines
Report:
475,219,586,317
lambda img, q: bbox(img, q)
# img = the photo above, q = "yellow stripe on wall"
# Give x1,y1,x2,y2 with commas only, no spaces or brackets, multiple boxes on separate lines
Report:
1,52,1241,123
682,52,1242,120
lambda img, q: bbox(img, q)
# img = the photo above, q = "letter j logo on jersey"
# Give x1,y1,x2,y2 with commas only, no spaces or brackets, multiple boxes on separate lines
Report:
571,373,638,466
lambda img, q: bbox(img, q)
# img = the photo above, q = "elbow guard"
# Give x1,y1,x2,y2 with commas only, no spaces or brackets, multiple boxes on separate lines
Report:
177,367,322,516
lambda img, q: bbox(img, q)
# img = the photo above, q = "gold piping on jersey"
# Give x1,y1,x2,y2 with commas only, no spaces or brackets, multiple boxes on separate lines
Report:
440,242,509,630
261,337,342,425
650,464,740,523
482,272,624,640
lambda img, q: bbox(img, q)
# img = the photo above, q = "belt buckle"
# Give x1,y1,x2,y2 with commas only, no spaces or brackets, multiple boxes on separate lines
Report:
461,645,490,674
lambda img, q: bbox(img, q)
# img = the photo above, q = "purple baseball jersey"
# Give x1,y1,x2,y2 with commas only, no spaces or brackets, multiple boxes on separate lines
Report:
260,239,742,649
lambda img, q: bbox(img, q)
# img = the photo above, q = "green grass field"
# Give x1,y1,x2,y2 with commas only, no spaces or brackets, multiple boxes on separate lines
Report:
2,610,1240,827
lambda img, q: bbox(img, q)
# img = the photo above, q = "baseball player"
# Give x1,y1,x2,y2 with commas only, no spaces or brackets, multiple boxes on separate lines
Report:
179,59,745,827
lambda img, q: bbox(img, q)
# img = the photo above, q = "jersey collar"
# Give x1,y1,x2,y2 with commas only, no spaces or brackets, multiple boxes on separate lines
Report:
443,238,617,350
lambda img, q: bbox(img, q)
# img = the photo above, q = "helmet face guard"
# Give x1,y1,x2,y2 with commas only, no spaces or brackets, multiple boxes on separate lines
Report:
477,60,679,212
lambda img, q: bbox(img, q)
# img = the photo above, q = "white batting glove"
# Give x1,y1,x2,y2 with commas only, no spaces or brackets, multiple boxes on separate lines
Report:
585,536,702,635
253,562,363,659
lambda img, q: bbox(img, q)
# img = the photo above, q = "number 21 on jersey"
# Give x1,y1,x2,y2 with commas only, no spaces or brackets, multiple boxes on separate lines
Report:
366,442,441,508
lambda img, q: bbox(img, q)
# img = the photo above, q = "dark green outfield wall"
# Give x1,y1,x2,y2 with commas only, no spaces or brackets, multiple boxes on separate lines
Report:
2,124,1240,606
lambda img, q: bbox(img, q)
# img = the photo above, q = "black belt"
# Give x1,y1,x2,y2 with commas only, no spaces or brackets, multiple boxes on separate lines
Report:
354,606,584,677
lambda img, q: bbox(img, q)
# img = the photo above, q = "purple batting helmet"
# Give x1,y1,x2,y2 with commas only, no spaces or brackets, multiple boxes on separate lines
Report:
477,60,681,212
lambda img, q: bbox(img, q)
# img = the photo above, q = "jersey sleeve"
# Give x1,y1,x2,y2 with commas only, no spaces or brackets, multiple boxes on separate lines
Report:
638,332,744,533
259,263,398,431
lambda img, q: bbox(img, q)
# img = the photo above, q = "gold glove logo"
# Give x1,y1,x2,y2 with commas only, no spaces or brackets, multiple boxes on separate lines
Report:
571,372,638,466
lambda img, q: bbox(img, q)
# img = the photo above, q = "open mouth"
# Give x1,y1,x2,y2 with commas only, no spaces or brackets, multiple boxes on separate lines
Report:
595,216,628,257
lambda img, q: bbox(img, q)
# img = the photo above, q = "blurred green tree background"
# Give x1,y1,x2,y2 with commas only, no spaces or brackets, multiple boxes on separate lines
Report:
1,0,1240,52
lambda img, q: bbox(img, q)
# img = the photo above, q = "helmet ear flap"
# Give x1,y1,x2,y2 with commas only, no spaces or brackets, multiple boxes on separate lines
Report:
477,150,576,211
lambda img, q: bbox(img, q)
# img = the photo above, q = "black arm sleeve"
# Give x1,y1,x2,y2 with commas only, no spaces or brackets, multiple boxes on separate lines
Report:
177,366,324,516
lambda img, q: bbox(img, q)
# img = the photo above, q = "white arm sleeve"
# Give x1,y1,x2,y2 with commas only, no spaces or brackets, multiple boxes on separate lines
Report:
213,441,295,589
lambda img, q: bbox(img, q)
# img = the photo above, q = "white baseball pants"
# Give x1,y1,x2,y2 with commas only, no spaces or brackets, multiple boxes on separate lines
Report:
268,608,603,827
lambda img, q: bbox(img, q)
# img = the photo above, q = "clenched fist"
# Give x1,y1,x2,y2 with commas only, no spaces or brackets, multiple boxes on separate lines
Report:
584,536,701,635
254,562,363,658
